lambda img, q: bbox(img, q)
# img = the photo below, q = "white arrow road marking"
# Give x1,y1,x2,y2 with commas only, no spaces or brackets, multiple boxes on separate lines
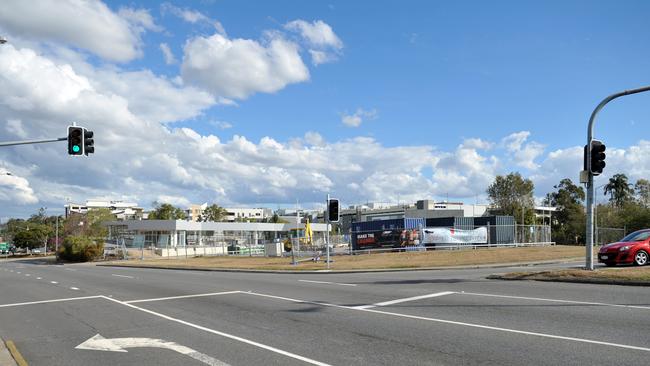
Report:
76,334,230,366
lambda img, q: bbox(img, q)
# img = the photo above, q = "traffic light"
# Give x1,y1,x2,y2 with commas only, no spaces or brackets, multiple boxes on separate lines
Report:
67,126,83,155
328,198,340,222
84,129,94,155
590,139,606,175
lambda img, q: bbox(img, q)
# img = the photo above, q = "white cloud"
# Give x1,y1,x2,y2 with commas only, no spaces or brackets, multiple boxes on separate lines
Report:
181,32,309,99
285,20,343,49
160,43,176,65
501,131,545,170
161,2,210,24
341,108,378,127
0,0,146,62
6,119,27,138
118,7,163,32
0,170,38,204
210,121,233,130
285,19,343,65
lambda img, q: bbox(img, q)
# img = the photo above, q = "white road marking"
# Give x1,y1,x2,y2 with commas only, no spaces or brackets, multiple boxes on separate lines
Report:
0,296,103,308
241,291,650,353
64,268,77,271
25,274,30,277
458,291,650,311
50,281,58,284
36,277,42,280
16,271,20,274
70,287,80,291
354,291,456,310
298,280,357,287
126,291,241,304
101,296,331,366
76,334,230,366
111,274,134,279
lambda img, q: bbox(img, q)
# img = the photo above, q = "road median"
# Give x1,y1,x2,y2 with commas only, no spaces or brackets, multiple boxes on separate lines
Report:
488,266,650,286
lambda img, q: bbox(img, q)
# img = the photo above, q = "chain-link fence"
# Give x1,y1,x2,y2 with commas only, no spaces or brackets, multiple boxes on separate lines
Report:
595,227,626,246
104,224,553,260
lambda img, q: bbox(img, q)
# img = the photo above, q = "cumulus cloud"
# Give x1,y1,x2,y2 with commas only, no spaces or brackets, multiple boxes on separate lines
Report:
341,108,378,127
0,170,38,204
285,19,343,65
501,131,545,170
118,7,163,32
181,32,309,99
0,0,147,62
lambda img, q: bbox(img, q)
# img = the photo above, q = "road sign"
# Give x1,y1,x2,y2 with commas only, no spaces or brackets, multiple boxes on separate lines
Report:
76,334,229,365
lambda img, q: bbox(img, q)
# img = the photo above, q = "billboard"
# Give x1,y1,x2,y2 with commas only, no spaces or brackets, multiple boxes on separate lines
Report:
352,228,422,250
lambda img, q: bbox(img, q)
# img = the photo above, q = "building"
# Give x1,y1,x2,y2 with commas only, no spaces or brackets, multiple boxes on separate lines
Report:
338,200,489,233
104,219,330,256
65,200,144,220
185,203,208,222
225,208,273,222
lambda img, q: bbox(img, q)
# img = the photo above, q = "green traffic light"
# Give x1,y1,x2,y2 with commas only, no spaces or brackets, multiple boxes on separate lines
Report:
72,145,80,153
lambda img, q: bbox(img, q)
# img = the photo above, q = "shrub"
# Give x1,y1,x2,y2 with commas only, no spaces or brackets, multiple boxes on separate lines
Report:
58,235,104,262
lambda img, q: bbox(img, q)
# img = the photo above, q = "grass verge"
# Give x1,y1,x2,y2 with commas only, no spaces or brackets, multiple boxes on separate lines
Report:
103,245,584,271
490,266,650,285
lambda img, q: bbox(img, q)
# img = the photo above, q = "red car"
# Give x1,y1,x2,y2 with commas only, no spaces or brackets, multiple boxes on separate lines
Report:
598,229,650,266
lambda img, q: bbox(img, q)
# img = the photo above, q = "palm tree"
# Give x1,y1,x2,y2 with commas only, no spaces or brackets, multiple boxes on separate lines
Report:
603,173,634,208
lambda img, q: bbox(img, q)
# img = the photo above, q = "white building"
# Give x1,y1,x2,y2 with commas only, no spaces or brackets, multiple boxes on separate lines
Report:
65,200,144,220
225,208,273,222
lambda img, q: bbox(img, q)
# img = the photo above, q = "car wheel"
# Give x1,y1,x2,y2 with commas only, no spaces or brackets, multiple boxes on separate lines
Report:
633,250,648,266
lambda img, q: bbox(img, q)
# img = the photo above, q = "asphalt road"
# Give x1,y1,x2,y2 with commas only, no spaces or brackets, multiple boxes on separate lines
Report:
1,258,649,366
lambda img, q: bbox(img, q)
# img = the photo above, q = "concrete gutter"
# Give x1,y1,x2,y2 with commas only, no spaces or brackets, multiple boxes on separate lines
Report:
487,274,650,287
0,339,23,366
97,257,584,274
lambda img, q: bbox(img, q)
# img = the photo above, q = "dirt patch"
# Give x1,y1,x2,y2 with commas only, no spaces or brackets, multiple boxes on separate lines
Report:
104,245,585,271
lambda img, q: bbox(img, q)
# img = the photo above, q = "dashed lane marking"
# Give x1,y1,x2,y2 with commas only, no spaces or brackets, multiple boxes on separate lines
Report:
70,287,80,291
111,274,134,279
50,281,58,284
0,296,103,308
298,280,357,287
354,291,456,310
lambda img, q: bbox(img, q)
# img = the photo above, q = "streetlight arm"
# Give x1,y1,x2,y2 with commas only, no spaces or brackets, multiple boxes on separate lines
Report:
588,85,650,142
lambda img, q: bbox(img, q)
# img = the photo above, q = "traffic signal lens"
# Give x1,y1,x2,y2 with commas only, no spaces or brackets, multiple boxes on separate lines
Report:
72,145,80,153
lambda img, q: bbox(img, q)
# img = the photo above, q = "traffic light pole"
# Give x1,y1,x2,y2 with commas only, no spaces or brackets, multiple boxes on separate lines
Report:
0,136,67,147
585,85,650,270
326,193,330,269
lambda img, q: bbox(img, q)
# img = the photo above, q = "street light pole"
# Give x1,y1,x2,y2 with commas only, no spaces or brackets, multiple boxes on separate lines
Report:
585,85,650,270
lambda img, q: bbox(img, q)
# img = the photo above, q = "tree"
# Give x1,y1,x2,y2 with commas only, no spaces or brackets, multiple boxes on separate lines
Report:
148,202,187,220
543,178,585,244
603,173,634,208
58,235,104,262
487,172,535,224
200,204,228,222
267,213,288,224
635,179,650,208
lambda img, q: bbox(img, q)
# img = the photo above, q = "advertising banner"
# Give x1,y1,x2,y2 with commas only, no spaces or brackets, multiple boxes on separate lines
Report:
422,227,487,244
352,228,422,250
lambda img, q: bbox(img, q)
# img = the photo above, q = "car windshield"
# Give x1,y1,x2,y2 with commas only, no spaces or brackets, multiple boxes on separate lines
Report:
620,231,650,242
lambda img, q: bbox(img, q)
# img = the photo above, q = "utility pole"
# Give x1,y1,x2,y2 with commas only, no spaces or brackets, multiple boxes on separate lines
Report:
584,85,650,270
326,194,330,269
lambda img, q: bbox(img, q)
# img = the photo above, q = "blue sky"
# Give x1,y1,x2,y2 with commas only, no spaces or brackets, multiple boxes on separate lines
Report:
1,0,650,218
